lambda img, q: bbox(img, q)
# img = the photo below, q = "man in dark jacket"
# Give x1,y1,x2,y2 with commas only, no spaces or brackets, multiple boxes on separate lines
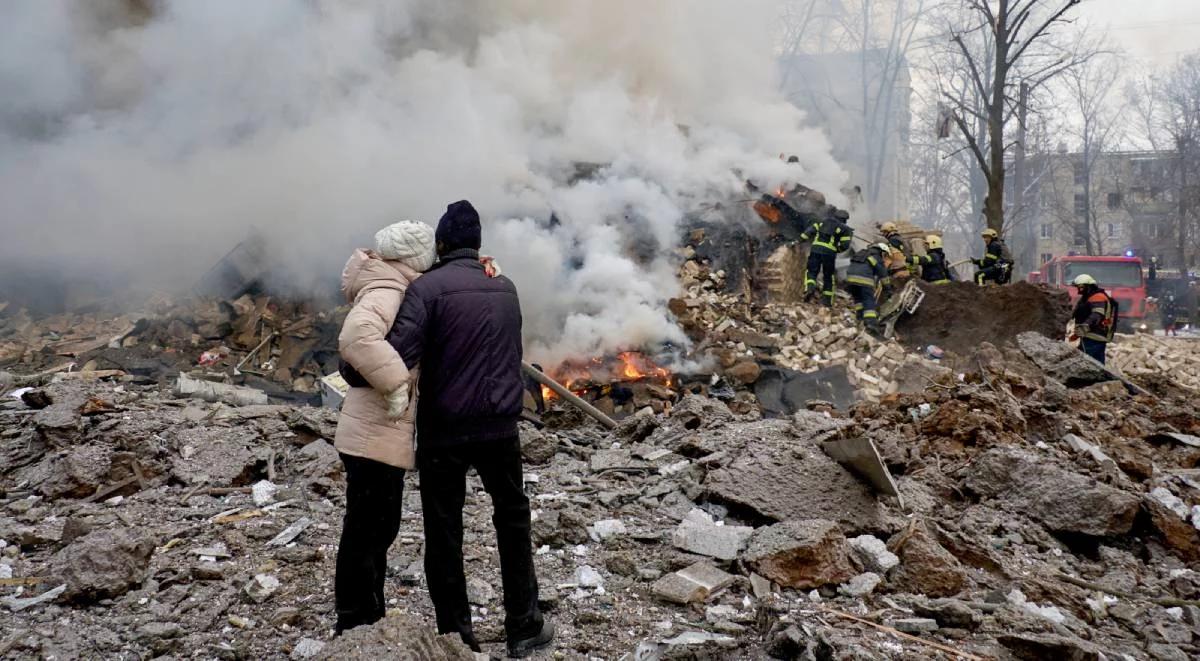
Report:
387,200,553,658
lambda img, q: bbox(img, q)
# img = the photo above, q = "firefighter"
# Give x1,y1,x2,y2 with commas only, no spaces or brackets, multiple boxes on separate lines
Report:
879,222,905,251
845,243,892,335
908,234,956,284
798,209,854,307
1069,274,1118,364
1162,293,1179,336
972,228,1013,285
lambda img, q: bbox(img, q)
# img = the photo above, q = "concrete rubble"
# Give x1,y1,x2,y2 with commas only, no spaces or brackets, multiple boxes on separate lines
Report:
3,268,1200,658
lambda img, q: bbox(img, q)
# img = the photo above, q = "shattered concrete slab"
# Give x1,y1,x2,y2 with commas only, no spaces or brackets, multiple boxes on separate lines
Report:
701,420,882,531
963,447,1140,537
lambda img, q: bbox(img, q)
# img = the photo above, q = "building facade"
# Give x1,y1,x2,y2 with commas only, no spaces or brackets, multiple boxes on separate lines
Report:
1017,149,1186,276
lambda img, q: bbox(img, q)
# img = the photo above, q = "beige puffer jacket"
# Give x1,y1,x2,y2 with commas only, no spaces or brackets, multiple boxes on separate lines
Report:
333,249,422,470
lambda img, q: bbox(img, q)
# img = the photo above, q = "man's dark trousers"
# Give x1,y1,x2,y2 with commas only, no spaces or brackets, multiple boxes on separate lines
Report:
1080,338,1107,364
419,437,543,641
335,453,406,633
806,251,837,306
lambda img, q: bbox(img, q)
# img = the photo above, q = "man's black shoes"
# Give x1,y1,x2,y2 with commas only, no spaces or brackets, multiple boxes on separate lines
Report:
507,620,555,658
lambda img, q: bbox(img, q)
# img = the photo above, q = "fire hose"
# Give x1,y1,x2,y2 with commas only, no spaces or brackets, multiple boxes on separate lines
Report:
521,362,618,430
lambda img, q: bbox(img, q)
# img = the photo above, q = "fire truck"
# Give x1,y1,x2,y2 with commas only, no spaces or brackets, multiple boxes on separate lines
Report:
1037,255,1147,331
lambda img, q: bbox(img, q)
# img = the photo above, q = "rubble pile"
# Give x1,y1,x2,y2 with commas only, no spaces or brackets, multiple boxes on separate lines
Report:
1110,334,1200,392
4,331,1200,659
0,293,343,401
675,249,948,401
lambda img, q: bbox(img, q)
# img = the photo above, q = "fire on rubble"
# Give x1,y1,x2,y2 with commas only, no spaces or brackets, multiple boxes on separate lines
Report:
540,351,673,401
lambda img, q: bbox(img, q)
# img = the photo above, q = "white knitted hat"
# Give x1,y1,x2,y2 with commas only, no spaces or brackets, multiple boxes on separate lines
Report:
374,220,436,272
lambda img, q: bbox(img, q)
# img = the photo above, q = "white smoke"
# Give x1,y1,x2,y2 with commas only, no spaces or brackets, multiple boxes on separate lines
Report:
0,0,847,364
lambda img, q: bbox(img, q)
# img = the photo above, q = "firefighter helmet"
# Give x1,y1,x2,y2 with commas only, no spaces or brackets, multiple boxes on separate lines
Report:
981,228,999,239
1073,274,1098,286
876,242,892,253
880,222,899,234
925,235,943,250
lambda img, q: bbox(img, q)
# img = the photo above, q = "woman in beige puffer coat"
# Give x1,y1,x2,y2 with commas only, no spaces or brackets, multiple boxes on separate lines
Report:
333,220,435,634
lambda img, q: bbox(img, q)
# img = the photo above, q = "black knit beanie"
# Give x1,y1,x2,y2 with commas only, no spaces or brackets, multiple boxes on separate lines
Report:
436,200,482,254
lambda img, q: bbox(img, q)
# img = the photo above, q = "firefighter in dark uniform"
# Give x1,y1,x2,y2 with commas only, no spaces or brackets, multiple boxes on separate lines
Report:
972,228,1012,285
799,209,854,307
1069,274,1118,364
845,243,893,335
880,222,905,252
908,234,956,284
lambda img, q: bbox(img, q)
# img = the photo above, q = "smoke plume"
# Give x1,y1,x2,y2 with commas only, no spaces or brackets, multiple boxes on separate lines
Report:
0,0,846,363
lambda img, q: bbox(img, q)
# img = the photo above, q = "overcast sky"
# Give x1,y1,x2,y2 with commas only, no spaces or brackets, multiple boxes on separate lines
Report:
1084,0,1200,68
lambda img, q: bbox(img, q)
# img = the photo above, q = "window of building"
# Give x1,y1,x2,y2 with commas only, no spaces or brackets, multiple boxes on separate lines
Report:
1107,192,1122,209
1074,193,1087,216
1073,162,1086,186
1041,253,1054,265
1040,224,1053,239
1106,223,1118,238
1144,221,1159,239
1073,223,1088,246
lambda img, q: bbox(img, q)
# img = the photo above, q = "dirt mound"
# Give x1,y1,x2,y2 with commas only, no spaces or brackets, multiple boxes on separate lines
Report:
895,281,1071,357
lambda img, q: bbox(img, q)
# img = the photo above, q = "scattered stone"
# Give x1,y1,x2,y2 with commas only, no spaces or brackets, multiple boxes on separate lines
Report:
886,522,967,598
615,408,659,443
670,508,753,561
1145,488,1200,561
251,479,278,506
575,565,604,589
885,618,938,634
245,573,281,603
997,632,1102,661
192,562,225,581
912,598,981,630
750,573,773,600
766,625,809,660
466,577,495,606
743,520,855,589
317,613,475,659
1,584,66,612
704,604,739,624
847,534,899,573
651,562,735,604
519,424,558,464
589,449,636,473
291,638,326,659
588,519,627,542
48,527,155,603
136,622,183,641
838,572,880,598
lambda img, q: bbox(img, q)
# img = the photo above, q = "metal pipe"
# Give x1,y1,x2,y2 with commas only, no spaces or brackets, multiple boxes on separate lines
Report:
521,362,617,430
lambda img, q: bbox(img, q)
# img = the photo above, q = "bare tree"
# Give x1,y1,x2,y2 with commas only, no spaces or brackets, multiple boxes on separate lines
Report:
1057,52,1126,255
937,0,1085,235
776,1,926,221
1159,55,1200,270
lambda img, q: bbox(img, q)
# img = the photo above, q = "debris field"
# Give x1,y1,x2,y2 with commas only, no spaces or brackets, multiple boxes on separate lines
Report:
4,278,1200,660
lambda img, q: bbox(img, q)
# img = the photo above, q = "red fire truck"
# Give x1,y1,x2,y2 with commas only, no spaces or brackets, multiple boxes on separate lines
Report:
1037,255,1147,330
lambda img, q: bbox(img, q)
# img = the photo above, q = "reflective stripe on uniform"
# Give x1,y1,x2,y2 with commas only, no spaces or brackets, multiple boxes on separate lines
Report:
863,311,878,319
846,275,875,286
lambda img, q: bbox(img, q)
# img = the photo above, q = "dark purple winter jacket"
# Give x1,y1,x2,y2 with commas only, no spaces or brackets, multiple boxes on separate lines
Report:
386,249,524,447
